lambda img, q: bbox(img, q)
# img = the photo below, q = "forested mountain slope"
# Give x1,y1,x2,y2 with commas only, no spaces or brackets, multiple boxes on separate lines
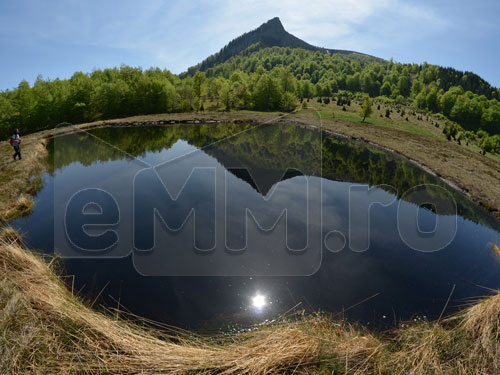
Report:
182,17,381,77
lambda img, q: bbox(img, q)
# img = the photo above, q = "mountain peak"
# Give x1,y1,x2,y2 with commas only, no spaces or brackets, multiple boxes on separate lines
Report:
260,17,285,31
183,17,379,76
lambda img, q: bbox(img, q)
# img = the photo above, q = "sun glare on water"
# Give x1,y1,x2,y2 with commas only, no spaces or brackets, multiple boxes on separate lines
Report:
251,293,266,309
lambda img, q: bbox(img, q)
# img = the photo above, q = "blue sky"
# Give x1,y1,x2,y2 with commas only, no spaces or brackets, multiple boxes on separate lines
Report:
0,0,499,91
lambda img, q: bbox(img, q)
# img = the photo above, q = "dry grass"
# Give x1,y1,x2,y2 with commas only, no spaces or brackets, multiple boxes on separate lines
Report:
385,293,500,375
460,293,500,371
0,235,499,374
0,227,23,245
0,137,47,223
388,323,450,374
490,243,500,258
2,195,35,223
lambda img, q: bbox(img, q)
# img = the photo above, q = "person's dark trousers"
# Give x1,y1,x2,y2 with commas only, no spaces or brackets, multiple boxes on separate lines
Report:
13,145,21,160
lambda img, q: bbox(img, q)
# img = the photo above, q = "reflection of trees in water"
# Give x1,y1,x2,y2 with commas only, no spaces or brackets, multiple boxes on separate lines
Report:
322,136,443,200
47,123,257,169
321,136,499,228
47,123,499,229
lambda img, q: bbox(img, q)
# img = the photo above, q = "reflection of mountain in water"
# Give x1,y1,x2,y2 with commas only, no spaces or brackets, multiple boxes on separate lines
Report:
200,125,317,195
47,123,500,230
224,167,303,196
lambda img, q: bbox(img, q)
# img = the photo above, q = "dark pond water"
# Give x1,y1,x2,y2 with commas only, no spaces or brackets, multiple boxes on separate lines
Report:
11,123,500,330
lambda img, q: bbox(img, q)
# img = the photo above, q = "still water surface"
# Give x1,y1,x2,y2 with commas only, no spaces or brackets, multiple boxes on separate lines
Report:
12,123,500,329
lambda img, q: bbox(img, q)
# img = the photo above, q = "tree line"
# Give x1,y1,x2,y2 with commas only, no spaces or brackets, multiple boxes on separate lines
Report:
1,46,499,153
0,65,300,138
205,47,500,134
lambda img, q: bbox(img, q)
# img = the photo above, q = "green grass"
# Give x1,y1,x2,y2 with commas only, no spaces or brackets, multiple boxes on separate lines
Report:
320,111,442,139
467,143,500,163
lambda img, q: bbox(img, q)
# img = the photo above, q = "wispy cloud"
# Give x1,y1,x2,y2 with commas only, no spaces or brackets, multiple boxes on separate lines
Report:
1,0,448,68
0,0,498,89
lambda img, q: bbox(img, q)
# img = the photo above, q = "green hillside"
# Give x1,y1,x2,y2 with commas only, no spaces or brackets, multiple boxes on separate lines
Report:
1,18,499,153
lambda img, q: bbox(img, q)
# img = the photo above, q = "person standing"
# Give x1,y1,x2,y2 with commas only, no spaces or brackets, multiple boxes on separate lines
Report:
10,128,22,160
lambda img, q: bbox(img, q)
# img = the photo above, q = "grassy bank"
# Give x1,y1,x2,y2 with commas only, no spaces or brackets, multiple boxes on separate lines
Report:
0,136,47,224
0,231,499,374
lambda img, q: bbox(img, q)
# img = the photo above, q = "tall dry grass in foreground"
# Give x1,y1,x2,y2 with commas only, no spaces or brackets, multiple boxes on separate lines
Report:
0,230,499,374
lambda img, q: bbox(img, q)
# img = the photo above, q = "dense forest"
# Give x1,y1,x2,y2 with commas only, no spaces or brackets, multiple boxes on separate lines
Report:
1,44,500,153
